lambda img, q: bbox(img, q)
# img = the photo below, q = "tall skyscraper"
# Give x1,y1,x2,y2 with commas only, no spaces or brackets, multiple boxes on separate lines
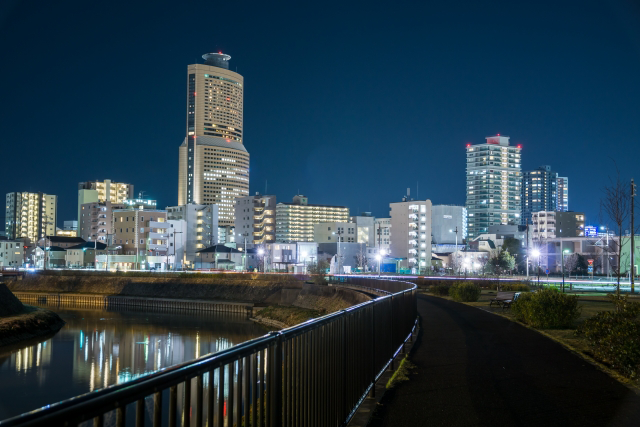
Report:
5,192,57,241
521,165,557,226
465,135,522,240
178,52,249,228
557,176,569,211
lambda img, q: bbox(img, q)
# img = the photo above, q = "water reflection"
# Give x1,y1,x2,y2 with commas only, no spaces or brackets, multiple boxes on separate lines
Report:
0,304,268,421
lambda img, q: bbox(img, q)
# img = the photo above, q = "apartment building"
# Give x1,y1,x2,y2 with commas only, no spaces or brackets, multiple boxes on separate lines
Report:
235,194,276,244
522,165,557,226
313,222,357,243
77,180,134,223
557,177,569,212
275,195,349,243
5,192,57,242
465,135,522,240
79,201,125,243
112,209,169,268
374,218,391,253
166,204,218,267
389,197,433,273
533,211,585,239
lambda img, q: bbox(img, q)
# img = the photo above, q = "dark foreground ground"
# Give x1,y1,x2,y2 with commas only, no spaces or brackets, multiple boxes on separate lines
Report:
368,294,640,427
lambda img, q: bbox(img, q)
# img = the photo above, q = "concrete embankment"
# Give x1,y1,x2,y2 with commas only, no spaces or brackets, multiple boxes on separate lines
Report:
0,283,65,347
7,273,372,321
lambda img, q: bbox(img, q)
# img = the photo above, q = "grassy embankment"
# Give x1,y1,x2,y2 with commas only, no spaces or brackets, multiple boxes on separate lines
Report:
0,283,65,347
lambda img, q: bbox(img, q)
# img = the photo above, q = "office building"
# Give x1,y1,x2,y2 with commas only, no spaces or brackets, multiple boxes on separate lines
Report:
235,194,276,244
431,205,467,245
557,177,569,212
374,218,391,252
5,192,57,241
177,52,250,227
313,222,357,243
166,204,219,267
79,201,125,243
389,196,432,273
466,135,522,240
78,180,134,223
522,165,557,226
275,195,349,243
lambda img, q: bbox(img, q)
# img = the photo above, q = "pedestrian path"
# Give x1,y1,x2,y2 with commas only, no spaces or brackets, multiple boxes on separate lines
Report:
368,294,640,427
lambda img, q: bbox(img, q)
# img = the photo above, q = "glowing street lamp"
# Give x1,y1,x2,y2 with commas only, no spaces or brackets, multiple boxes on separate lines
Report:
531,248,541,287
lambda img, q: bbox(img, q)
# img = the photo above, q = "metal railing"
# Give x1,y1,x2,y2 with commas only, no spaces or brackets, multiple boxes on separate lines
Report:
1,276,417,427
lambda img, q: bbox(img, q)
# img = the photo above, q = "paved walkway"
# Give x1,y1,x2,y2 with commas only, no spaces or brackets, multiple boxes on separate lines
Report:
369,294,640,427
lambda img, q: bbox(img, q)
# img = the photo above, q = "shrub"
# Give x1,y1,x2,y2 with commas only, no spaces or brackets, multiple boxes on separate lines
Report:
511,289,581,329
430,284,450,296
449,282,481,302
576,294,640,378
487,282,530,292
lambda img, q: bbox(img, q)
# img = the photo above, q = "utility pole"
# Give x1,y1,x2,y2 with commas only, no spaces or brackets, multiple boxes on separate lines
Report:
632,179,636,293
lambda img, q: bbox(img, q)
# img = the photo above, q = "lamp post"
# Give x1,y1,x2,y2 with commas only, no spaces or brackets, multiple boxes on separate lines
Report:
332,229,343,274
377,249,386,277
450,227,459,276
561,248,570,293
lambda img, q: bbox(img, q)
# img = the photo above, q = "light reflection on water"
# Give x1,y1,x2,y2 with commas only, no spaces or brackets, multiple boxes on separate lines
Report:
0,304,268,421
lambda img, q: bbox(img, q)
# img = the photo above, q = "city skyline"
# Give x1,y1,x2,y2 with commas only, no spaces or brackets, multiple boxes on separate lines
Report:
2,0,640,228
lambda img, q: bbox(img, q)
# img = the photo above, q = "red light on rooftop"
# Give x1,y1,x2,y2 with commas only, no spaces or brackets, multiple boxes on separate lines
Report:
497,133,500,136
466,143,471,147
517,144,522,149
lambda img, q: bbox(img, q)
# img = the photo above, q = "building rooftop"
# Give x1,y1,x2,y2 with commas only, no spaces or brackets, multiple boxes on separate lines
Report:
202,52,231,69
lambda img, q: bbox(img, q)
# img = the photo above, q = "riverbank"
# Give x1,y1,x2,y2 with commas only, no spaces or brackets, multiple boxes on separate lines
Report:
0,306,66,347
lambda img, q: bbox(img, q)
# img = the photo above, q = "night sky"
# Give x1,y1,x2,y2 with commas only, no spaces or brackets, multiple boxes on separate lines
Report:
2,0,640,230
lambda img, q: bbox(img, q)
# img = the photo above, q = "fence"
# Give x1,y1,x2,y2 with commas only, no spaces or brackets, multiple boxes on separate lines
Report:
1,276,417,427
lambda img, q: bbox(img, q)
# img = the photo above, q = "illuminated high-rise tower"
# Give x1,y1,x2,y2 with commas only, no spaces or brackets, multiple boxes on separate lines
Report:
178,52,249,227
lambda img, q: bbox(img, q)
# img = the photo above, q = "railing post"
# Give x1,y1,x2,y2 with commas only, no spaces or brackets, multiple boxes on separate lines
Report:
270,333,283,427
370,302,376,398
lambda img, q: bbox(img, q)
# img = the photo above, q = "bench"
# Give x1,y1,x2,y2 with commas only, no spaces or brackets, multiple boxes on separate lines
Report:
489,291,520,309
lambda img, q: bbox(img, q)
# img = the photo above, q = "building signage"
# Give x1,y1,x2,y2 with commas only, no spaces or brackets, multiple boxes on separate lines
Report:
585,226,597,237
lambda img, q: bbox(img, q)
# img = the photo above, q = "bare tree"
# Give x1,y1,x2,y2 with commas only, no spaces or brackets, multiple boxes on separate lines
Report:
563,253,579,277
354,244,369,272
601,165,630,295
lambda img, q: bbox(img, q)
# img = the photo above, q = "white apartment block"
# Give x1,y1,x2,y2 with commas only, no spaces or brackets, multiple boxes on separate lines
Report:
390,198,432,273
79,201,125,243
166,204,219,267
5,192,57,242
350,215,376,247
465,135,522,240
235,194,276,244
532,211,556,239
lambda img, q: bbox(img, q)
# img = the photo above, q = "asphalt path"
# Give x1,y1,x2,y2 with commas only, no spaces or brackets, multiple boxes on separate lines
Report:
369,294,640,427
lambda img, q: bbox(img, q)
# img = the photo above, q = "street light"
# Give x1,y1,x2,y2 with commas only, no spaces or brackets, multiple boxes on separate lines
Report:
532,248,541,288
376,249,386,277
561,248,570,293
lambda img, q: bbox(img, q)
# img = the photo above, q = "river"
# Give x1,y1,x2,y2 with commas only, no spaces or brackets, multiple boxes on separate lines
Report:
0,304,268,421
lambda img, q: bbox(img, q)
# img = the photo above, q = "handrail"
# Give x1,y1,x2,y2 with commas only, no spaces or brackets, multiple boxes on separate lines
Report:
1,276,418,427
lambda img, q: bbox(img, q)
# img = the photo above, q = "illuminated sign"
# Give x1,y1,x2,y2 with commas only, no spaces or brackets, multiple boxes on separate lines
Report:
585,226,597,237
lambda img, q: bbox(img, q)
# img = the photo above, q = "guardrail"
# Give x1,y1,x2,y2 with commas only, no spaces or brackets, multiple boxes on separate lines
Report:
1,276,417,427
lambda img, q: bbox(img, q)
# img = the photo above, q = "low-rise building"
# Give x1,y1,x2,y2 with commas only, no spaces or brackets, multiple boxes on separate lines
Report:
264,242,318,273
431,205,467,245
112,209,169,269
195,244,243,270
65,242,107,268
166,204,218,268
0,240,24,267
34,246,67,268
313,222,357,243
